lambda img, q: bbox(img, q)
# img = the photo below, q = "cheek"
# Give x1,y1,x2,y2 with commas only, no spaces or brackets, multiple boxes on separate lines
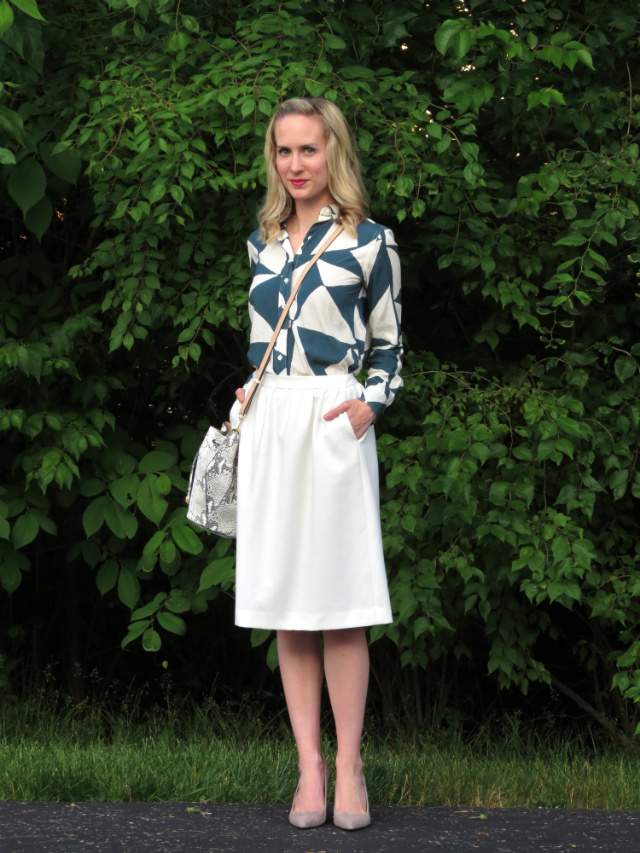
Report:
310,157,327,176
316,156,329,178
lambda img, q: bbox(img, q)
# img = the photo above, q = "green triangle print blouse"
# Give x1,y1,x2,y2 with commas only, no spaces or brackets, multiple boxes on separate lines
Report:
246,205,403,419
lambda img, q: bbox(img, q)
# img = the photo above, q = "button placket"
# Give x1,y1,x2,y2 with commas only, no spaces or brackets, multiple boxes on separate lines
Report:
278,218,335,375
278,248,297,374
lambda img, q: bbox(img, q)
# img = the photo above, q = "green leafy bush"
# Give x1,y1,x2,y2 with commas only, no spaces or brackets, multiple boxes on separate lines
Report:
0,0,639,738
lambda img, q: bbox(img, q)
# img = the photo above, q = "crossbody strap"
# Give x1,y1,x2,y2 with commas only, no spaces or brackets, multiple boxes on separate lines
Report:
239,222,345,419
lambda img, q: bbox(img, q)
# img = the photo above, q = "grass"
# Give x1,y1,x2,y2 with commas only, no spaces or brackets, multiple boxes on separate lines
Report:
1,697,639,808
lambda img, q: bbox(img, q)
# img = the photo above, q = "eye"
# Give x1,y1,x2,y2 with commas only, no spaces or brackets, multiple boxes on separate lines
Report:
277,147,290,156
304,146,316,154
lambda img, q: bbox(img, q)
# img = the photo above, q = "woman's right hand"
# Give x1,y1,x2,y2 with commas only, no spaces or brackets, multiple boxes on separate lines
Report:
235,388,246,403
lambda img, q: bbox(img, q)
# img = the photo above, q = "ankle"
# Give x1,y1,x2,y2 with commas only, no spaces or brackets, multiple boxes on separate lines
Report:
298,751,325,774
335,755,364,776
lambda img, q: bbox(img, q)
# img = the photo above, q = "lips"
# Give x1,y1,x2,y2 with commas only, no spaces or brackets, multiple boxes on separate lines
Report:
290,180,309,187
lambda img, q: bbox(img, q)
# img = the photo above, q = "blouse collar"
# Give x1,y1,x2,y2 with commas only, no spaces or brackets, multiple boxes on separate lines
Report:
319,203,340,221
278,203,340,241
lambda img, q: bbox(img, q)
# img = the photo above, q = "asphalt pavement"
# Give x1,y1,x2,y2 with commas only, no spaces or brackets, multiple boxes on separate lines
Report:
1,802,640,853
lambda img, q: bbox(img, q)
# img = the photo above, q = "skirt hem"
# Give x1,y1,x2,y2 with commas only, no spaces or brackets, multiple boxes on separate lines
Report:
235,607,393,631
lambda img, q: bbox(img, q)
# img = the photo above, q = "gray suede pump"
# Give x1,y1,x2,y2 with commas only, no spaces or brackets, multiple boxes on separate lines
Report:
333,773,371,831
288,757,329,829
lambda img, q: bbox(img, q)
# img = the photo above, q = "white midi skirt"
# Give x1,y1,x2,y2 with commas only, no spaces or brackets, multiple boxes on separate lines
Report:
233,373,393,631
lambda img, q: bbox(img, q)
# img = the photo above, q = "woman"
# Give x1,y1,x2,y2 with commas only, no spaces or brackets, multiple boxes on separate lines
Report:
232,97,402,830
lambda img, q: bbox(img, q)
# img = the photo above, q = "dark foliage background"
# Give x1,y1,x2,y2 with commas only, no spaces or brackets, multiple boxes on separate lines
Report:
1,0,639,743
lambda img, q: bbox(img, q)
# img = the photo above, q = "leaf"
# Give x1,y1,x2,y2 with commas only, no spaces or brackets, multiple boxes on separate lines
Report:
198,556,235,591
358,128,373,153
609,469,629,501
304,80,325,97
24,194,52,242
83,496,106,537
121,619,150,648
573,47,594,69
157,611,186,635
40,143,82,184
165,594,189,614
104,499,138,539
172,522,203,555
251,628,270,647
8,0,46,21
614,356,637,383
45,412,64,430
488,482,510,507
0,559,22,594
139,450,176,473
400,514,416,532
159,540,175,564
143,529,166,558
573,539,595,566
137,475,169,525
110,474,140,508
83,541,101,569
80,479,105,498
132,593,166,620
11,512,38,549
470,442,490,462
148,182,166,203
96,559,119,596
555,438,574,459
554,233,587,247
413,616,431,638
0,106,23,143
556,417,590,439
452,28,474,59
266,637,279,671
0,147,16,164
551,535,571,562
324,34,346,50
435,20,458,56
117,566,140,609
240,99,254,119
166,30,189,52
142,627,162,652
0,1,14,36
8,158,46,215
481,256,495,275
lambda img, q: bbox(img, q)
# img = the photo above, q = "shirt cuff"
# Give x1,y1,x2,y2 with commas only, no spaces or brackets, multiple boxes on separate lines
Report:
362,394,385,420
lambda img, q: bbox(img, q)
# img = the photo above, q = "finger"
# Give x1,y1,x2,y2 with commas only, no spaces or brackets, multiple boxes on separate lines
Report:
323,402,349,420
235,389,245,403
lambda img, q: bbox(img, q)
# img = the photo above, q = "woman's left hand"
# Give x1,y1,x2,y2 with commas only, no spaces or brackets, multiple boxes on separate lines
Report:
323,398,376,440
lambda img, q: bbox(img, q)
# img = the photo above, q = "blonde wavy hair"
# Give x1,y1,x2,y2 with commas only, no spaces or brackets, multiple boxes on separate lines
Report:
258,98,369,243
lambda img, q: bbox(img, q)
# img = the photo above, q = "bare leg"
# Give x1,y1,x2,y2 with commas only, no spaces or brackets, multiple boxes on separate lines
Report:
324,627,369,813
277,629,326,811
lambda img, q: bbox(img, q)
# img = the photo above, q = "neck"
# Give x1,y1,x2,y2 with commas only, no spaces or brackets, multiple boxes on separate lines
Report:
290,196,335,234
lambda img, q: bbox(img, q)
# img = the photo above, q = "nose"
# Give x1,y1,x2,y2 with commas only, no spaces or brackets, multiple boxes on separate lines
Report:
290,153,304,173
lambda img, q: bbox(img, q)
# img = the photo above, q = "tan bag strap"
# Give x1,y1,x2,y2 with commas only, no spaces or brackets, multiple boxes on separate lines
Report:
239,223,345,419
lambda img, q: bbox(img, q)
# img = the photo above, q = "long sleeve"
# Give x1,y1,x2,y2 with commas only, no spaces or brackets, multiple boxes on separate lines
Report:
362,227,403,418
244,210,402,414
241,237,260,387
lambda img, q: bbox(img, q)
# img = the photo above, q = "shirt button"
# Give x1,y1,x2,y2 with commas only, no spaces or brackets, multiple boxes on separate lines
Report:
284,278,289,283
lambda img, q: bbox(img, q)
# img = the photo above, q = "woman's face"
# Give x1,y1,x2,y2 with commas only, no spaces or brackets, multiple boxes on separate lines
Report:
274,114,334,210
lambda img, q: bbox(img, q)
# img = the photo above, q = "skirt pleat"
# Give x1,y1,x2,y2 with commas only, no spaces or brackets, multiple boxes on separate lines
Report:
233,374,393,630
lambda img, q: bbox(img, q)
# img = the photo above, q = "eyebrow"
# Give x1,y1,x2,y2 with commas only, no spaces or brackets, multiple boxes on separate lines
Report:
276,142,319,148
